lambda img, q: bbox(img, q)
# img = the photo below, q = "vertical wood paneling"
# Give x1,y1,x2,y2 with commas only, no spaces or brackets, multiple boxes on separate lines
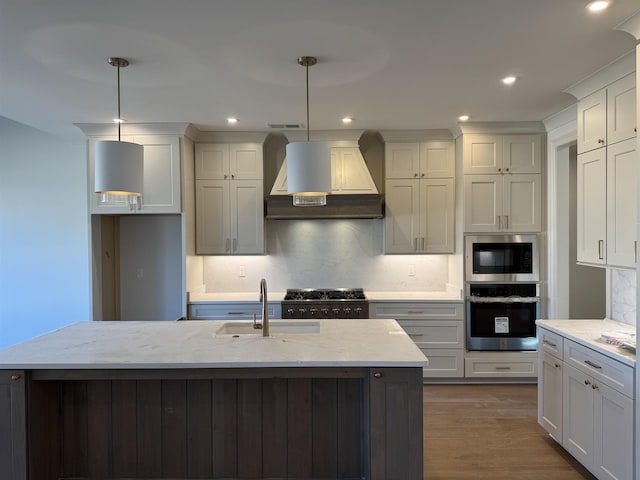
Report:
87,380,111,478
111,380,138,477
187,379,213,477
223,379,238,478
237,379,263,478
62,381,88,477
338,378,363,478
137,380,162,477
262,378,288,478
29,380,62,479
312,378,338,478
211,380,226,477
0,372,27,480
287,378,313,478
161,380,187,477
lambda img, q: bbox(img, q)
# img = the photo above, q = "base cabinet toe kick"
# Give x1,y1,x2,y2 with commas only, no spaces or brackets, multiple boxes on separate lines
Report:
0,366,423,480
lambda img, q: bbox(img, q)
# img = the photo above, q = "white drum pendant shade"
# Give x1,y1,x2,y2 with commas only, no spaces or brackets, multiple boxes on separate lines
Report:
286,141,331,205
95,140,144,196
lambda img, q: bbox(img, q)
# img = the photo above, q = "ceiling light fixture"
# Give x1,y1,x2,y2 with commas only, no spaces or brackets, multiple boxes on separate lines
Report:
342,117,353,124
587,1,609,12
227,117,239,124
286,56,331,207
94,57,143,208
502,76,517,85
458,115,470,122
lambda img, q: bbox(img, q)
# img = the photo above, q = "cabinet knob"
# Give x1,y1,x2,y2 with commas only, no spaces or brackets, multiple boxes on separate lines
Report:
373,372,383,379
584,379,591,386
598,138,605,144
10,374,21,381
231,174,235,179
224,174,228,179
505,168,509,172
498,168,502,172
421,173,425,177
554,363,561,368
414,173,418,178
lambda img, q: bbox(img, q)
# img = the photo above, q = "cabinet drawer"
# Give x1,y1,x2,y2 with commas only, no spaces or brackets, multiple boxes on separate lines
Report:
465,352,538,378
397,320,464,348
369,302,463,320
420,348,464,378
563,339,634,397
188,303,281,320
538,328,563,359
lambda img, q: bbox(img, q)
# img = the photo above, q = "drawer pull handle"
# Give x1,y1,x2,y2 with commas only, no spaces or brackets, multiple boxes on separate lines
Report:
407,311,424,315
495,367,511,370
408,333,425,337
228,312,246,315
543,339,557,348
584,360,602,369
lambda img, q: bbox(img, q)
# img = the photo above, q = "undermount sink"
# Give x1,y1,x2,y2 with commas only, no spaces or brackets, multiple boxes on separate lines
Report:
216,320,321,336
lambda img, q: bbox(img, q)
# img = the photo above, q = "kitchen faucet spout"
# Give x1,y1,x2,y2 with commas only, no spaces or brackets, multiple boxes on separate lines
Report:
259,278,269,337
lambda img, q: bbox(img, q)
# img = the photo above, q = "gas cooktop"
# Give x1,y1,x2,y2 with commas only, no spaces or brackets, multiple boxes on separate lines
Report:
283,288,366,301
282,288,368,319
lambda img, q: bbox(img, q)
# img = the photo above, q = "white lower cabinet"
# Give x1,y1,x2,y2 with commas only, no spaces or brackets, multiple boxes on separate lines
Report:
188,302,281,320
369,301,464,378
538,326,634,480
463,351,538,378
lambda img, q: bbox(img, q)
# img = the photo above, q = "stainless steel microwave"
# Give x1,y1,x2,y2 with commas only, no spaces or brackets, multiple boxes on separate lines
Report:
465,234,539,282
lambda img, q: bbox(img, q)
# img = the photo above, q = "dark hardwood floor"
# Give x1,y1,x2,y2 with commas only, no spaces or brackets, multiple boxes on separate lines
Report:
423,384,596,480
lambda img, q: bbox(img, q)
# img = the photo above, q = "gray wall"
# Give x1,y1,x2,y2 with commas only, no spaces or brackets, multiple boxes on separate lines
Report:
0,117,90,348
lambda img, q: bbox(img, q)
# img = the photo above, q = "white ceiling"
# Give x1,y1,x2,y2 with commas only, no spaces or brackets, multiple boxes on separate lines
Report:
1,0,639,139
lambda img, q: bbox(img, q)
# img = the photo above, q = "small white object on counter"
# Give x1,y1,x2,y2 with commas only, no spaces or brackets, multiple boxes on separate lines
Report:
0,319,427,369
536,319,636,366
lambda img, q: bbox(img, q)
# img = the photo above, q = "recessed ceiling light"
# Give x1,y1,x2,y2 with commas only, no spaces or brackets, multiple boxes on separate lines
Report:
458,115,470,122
342,117,353,124
112,117,125,124
587,1,609,12
227,117,239,124
502,76,517,85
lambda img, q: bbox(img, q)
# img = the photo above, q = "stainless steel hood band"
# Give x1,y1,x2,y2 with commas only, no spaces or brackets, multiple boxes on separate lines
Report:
466,296,540,304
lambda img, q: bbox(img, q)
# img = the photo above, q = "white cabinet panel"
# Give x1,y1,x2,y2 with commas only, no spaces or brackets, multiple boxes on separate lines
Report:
503,174,542,233
577,148,607,265
463,175,501,232
538,351,563,442
606,73,637,147
578,89,607,155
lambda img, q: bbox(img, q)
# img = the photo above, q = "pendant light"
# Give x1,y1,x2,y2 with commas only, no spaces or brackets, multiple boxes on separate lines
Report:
94,57,143,208
286,56,331,206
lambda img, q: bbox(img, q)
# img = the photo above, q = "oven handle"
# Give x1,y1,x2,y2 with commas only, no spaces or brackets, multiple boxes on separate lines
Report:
466,296,540,304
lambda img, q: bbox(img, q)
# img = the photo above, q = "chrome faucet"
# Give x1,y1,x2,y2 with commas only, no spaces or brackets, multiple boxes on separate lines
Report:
256,278,269,337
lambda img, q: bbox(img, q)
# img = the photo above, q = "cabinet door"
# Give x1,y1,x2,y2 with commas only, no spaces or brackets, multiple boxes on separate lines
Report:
593,381,633,480
230,143,263,180
463,175,502,232
420,178,455,253
463,134,502,174
195,144,230,180
606,138,637,268
502,174,542,232
577,88,607,154
195,180,230,254
385,143,420,179
562,364,594,468
332,147,378,193
384,179,420,253
230,180,264,254
606,73,636,146
538,352,563,442
503,135,542,174
577,149,607,265
0,371,26,480
135,135,181,213
420,141,454,178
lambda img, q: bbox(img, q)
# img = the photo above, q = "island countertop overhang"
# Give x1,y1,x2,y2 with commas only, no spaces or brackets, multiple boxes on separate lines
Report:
0,319,428,370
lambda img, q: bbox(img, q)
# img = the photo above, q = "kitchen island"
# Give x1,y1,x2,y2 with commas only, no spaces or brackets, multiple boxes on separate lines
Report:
0,319,426,480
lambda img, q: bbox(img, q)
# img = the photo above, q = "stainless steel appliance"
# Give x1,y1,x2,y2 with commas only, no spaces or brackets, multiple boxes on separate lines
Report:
465,234,539,282
465,283,540,351
465,234,541,351
281,288,369,319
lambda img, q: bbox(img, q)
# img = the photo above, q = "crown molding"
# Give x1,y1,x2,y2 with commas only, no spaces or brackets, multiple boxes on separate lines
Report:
378,129,453,142
75,122,193,137
563,50,636,100
457,121,546,135
543,104,577,134
194,131,269,143
616,9,640,40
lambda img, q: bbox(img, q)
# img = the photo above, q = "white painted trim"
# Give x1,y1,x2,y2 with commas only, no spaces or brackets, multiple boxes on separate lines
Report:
75,122,193,137
563,50,636,100
458,121,545,135
615,9,640,40
378,129,454,142
544,105,577,319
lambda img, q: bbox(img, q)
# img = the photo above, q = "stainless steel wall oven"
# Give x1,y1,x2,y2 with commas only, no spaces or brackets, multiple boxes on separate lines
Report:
465,235,540,351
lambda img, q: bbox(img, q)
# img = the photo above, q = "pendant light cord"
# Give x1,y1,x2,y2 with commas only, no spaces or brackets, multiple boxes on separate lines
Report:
117,62,121,141
305,62,310,142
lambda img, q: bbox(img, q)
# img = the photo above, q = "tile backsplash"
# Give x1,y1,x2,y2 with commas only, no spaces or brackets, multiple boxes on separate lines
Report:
611,268,636,325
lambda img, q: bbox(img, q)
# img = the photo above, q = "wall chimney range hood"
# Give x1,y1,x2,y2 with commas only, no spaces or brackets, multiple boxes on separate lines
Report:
265,131,384,220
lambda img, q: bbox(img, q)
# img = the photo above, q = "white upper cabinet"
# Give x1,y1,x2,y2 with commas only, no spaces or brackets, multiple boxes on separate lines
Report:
576,148,607,266
463,134,541,174
195,143,263,180
195,143,264,255
88,135,182,214
384,140,455,253
577,73,636,154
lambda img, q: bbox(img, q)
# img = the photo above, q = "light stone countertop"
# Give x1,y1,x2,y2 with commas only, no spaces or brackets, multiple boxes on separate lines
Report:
188,290,462,303
536,319,636,366
0,320,428,369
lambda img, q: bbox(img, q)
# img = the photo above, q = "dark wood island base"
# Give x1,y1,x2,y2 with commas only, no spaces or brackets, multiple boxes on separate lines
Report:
1,366,423,480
